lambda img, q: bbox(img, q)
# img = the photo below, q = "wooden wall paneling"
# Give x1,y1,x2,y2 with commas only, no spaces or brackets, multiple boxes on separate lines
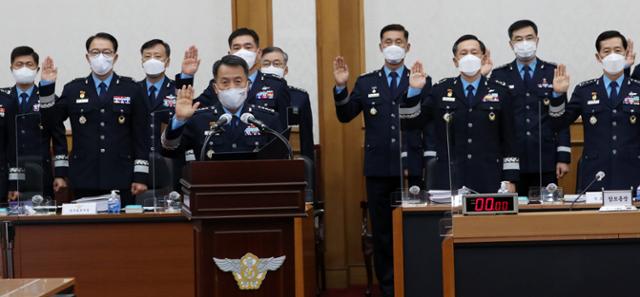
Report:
232,0,273,46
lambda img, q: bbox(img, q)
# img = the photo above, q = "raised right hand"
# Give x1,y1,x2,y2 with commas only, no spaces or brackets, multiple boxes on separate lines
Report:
333,56,349,87
41,56,58,82
181,45,201,76
175,85,200,121
553,64,570,94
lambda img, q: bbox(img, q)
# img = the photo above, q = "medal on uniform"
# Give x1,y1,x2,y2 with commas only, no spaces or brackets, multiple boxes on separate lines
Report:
543,98,550,106
118,115,126,124
79,115,87,125
488,112,496,121
447,89,453,97
206,149,214,159
589,115,597,125
79,90,85,99
631,115,637,124
370,107,378,116
592,92,597,100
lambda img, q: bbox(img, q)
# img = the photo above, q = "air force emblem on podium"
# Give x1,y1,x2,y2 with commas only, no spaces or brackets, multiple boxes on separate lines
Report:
213,252,286,290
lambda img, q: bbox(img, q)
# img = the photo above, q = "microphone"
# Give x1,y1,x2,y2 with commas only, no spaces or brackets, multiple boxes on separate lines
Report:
240,113,268,130
569,171,605,210
199,113,232,160
213,113,233,129
443,111,456,198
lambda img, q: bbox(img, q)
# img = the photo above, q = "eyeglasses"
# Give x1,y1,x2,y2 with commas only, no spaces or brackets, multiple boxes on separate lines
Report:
88,49,115,57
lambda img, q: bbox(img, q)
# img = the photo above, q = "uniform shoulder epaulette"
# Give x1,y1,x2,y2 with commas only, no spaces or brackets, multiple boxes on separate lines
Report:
194,105,218,115
629,78,640,85
577,78,598,88
359,69,380,78
250,104,276,114
71,77,86,84
494,63,511,71
262,72,285,82
117,76,134,83
434,77,453,86
289,85,308,94
0,88,11,95
541,59,557,67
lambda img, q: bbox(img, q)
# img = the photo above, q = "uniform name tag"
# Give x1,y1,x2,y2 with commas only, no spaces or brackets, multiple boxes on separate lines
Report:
76,98,89,104
368,93,380,98
442,96,455,102
587,100,600,105
113,96,131,104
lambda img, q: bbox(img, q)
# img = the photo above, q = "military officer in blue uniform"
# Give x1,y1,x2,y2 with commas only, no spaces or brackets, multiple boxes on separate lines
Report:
549,30,640,192
332,24,427,297
162,55,281,160
259,46,315,162
0,92,17,201
2,46,68,199
410,34,520,193
175,28,290,131
490,20,571,196
137,39,187,192
39,32,149,205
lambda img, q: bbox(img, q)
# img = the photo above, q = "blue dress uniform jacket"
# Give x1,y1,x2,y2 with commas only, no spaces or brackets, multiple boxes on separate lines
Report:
161,104,282,160
39,74,150,190
549,76,640,191
418,76,519,193
0,93,17,197
333,67,429,177
287,85,315,161
138,76,176,153
2,85,68,197
175,71,291,130
491,59,571,173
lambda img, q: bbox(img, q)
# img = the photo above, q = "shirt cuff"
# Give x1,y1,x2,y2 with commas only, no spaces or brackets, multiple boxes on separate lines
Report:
171,116,187,130
40,80,54,86
408,87,422,98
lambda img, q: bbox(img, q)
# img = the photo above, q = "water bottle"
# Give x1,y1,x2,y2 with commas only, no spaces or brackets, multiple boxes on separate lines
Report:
107,190,121,214
635,185,640,202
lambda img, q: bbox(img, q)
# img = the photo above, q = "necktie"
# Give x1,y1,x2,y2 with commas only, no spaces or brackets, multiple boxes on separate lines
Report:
523,65,532,88
610,81,619,100
389,71,399,98
466,85,475,104
19,93,29,113
98,82,108,101
149,85,157,104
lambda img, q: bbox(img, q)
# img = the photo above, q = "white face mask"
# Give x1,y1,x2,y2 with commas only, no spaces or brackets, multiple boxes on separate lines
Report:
601,53,626,74
382,45,406,64
233,49,257,69
142,58,166,76
513,40,537,59
218,86,248,111
12,67,37,84
90,54,114,76
261,65,285,78
458,54,482,76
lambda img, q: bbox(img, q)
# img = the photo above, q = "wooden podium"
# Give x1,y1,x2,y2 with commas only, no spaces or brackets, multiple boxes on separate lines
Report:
181,159,307,297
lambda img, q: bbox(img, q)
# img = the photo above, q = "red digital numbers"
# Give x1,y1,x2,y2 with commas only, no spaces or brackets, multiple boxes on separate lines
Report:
473,197,509,212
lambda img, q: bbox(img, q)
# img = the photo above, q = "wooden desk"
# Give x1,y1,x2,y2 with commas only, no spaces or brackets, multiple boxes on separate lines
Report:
392,202,607,297
442,211,640,297
0,278,74,297
0,209,315,297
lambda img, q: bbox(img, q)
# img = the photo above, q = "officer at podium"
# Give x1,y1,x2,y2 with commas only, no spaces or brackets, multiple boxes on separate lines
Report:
549,30,640,192
161,55,282,160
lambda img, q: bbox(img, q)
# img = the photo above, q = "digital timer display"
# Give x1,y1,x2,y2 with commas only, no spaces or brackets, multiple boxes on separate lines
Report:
462,194,518,215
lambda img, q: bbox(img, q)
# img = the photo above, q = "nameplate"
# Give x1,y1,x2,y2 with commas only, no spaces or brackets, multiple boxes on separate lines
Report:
585,191,602,204
62,203,98,215
603,190,632,207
